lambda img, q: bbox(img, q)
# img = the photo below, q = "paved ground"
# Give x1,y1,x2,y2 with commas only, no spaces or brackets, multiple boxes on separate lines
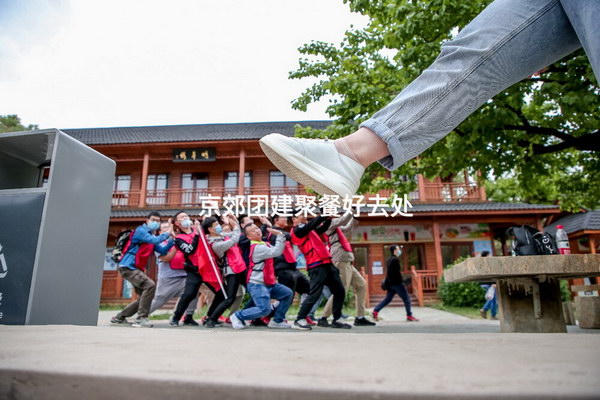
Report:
1,307,599,399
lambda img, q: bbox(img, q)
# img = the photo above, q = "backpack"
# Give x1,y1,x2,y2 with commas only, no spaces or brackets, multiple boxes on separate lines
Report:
111,230,133,263
506,225,558,256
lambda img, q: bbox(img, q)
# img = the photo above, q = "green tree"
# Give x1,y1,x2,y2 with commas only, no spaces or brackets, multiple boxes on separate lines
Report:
0,114,38,133
290,0,599,211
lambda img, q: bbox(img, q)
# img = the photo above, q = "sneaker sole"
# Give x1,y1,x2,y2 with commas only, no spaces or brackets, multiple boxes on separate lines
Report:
291,325,312,331
259,134,355,198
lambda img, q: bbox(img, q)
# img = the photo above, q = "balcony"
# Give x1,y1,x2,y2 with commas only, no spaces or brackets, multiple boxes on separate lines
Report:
422,182,485,202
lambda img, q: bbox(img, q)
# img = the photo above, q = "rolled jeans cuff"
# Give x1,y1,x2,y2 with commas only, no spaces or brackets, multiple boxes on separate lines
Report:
359,119,405,171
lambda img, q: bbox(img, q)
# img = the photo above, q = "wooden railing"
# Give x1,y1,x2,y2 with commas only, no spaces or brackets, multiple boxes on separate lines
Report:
112,186,311,208
422,182,483,202
411,266,439,307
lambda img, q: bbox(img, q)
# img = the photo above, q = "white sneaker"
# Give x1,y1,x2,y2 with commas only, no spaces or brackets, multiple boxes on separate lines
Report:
259,133,364,197
230,313,246,330
292,319,312,331
132,317,153,328
268,320,291,329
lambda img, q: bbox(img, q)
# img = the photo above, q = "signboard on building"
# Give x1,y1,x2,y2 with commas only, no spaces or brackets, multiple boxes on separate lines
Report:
350,224,433,243
439,223,490,240
173,148,216,162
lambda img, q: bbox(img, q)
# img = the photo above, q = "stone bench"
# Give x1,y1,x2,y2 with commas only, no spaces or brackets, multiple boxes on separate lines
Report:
444,254,600,333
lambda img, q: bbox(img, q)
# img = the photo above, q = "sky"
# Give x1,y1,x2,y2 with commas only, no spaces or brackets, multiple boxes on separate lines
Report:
0,0,367,129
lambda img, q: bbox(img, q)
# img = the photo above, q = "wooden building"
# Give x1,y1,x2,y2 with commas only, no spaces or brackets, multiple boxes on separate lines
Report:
63,121,562,306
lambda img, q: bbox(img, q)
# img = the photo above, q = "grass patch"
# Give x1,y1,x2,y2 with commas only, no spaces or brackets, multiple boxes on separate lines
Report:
428,303,483,319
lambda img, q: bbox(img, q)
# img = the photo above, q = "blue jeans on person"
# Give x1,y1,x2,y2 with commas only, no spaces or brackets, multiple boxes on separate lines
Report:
236,283,293,323
482,295,498,317
374,284,412,317
361,0,599,171
308,285,331,318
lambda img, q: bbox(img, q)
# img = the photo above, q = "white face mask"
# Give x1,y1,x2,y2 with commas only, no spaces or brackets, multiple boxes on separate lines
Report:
181,218,192,228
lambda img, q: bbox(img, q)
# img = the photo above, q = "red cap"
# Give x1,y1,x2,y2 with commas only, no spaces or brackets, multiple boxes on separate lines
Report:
556,225,564,229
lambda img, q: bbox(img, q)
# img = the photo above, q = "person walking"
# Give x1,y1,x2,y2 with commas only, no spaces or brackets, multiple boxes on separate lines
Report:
372,245,418,322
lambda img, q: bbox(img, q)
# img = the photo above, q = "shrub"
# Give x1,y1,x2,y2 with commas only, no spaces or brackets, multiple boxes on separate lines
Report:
437,278,486,308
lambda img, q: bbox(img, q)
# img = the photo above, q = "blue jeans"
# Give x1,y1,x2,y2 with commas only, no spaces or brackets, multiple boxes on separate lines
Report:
482,295,498,317
361,0,599,170
236,283,293,323
374,284,412,317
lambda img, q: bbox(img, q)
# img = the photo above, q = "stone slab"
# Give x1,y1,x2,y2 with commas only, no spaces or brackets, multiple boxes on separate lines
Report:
444,254,600,283
575,296,600,329
1,323,599,400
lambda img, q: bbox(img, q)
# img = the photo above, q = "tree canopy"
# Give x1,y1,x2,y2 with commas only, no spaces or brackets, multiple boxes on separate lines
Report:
290,0,599,211
0,115,38,133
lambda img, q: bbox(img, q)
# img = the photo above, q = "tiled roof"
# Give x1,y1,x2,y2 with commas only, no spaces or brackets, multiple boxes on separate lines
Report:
544,210,600,235
110,202,559,219
61,121,331,145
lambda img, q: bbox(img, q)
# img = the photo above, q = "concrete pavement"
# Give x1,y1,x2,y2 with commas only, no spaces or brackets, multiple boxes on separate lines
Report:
1,307,599,399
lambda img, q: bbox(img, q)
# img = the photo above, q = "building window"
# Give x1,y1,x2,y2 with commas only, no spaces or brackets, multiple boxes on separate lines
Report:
269,171,297,195
224,171,252,195
181,173,209,205
383,244,424,272
112,175,131,206
441,243,473,269
146,174,168,205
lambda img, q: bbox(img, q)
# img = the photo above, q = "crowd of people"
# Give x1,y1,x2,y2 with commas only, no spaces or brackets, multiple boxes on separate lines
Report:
111,210,418,330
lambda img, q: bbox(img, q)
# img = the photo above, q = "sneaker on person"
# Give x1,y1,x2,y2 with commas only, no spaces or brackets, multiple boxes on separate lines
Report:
132,317,153,328
292,319,312,331
331,320,352,329
406,315,419,322
354,316,376,326
169,317,179,327
372,311,379,321
182,315,199,326
491,316,499,320
230,313,246,330
480,309,487,319
259,133,364,197
110,316,129,325
305,316,317,326
268,320,292,329
317,317,330,328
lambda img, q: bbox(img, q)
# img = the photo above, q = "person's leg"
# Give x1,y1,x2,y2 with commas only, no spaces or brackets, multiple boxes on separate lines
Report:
560,0,600,81
270,284,294,323
149,277,180,315
116,268,141,319
373,290,395,313
356,0,582,170
227,279,246,315
349,266,368,318
235,283,272,321
172,271,202,322
260,0,583,197
490,296,499,318
321,261,352,319
325,264,347,322
296,266,328,321
276,269,296,293
395,283,413,318
309,286,330,319
294,271,311,297
209,274,239,322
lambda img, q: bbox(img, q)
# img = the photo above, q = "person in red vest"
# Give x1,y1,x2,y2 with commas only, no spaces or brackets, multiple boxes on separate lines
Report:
260,215,311,318
111,211,174,328
203,214,245,328
291,211,350,330
229,223,296,330
319,214,376,327
169,211,223,326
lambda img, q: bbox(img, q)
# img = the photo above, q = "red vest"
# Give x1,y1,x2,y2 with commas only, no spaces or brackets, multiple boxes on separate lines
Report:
121,238,154,272
291,228,332,269
173,231,222,292
267,232,297,264
216,237,247,274
324,228,353,252
246,243,276,285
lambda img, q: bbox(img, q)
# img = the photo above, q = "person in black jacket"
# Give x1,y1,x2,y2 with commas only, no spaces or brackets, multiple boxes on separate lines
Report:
372,245,418,322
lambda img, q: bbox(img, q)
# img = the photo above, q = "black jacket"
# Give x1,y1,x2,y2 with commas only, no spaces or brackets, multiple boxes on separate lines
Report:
386,255,403,285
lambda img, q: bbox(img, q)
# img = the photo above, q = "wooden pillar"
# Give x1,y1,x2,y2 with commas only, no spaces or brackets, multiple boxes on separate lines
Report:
417,174,426,201
590,235,597,254
139,152,149,207
432,219,443,277
238,148,246,195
